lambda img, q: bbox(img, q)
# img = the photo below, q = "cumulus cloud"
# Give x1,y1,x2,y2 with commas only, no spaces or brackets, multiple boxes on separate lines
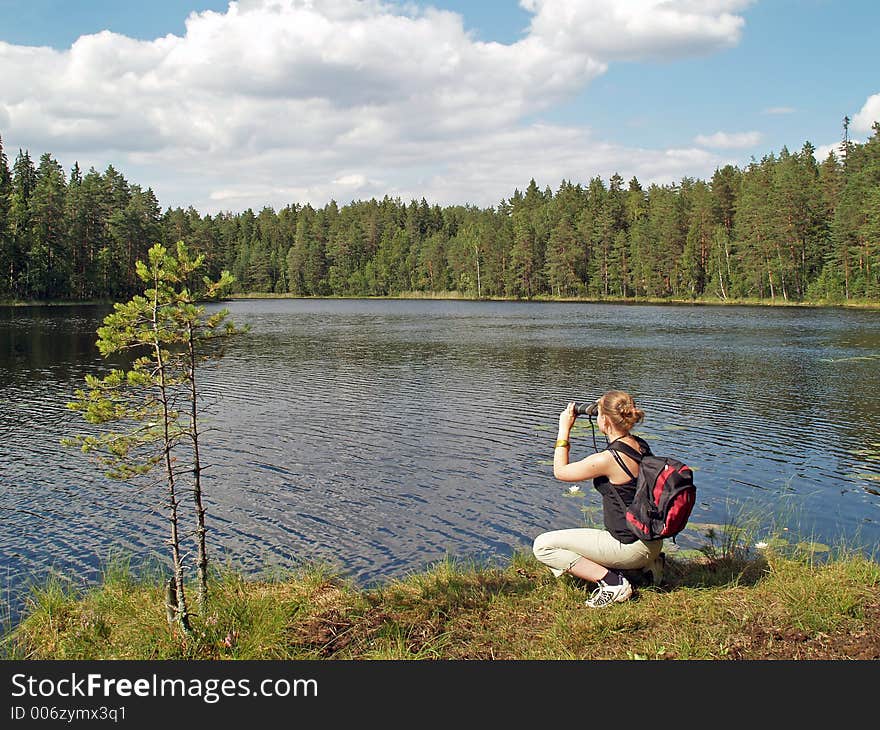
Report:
521,0,752,60
808,91,880,163
143,121,731,212
694,130,762,148
811,142,844,163
853,92,880,133
0,0,754,212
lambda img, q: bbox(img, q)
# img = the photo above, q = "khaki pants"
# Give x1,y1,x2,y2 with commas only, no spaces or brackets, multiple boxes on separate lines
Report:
533,528,663,577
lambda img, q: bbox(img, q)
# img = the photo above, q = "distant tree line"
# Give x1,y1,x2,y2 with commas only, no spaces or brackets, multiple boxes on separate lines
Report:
1,124,878,304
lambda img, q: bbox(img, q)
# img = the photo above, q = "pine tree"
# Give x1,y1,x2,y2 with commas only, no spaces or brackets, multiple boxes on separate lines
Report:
478,206,508,298
589,207,615,297
445,213,484,297
0,136,12,297
606,174,629,296
65,242,240,628
707,224,733,299
28,153,69,299
829,125,880,300
807,150,845,300
544,217,582,297
642,184,685,296
682,180,713,297
850,122,880,298
419,231,450,292
507,180,547,298
767,146,818,299
163,207,194,250
74,168,114,299
623,177,647,297
189,212,223,282
108,184,162,297
734,156,776,298
10,150,37,298
579,177,608,296
711,165,740,232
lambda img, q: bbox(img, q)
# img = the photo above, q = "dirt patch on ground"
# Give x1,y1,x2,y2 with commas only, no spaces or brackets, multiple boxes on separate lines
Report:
727,599,880,660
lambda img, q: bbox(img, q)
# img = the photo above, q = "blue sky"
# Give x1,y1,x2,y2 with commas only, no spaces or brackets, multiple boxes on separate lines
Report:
1,0,878,213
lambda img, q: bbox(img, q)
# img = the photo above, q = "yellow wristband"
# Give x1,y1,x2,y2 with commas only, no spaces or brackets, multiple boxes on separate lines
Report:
554,439,570,449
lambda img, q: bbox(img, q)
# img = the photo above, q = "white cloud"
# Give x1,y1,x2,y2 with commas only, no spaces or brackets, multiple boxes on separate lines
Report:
694,130,762,148
853,92,880,133
521,0,752,61
0,0,755,213
812,142,844,163
161,123,730,211
762,106,796,115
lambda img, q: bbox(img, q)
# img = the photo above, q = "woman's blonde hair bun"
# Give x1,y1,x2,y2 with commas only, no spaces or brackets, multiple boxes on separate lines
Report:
599,390,645,431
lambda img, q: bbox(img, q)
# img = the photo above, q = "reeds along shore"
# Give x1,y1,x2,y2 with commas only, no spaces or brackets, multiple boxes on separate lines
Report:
214,292,880,313
4,292,880,309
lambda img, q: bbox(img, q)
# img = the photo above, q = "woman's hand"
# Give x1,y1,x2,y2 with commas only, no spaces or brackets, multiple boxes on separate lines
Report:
554,401,606,482
558,401,576,438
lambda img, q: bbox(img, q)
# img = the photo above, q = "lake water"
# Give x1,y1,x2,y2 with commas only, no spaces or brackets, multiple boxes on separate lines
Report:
2,299,879,622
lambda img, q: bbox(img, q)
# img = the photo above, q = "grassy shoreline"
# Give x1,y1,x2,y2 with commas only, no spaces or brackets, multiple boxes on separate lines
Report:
5,545,879,660
225,292,880,309
4,293,879,310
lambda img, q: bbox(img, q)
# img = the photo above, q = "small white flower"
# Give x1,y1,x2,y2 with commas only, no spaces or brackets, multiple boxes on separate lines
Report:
755,541,769,549
568,486,581,493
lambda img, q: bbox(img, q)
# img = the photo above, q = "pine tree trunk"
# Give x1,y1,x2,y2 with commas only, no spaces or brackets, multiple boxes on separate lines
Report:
153,280,191,634
188,324,209,616
724,238,732,288
475,245,481,299
165,578,177,626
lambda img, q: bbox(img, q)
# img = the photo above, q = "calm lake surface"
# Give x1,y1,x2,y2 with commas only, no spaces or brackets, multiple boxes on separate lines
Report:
2,299,879,620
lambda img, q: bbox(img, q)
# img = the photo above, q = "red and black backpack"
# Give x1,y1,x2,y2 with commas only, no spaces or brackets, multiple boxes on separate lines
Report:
607,438,696,542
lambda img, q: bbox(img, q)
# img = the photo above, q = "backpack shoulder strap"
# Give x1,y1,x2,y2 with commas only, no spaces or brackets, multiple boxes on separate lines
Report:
607,439,645,463
607,448,635,481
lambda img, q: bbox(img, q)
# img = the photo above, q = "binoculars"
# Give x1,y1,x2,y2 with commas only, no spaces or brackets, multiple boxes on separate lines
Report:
573,401,599,417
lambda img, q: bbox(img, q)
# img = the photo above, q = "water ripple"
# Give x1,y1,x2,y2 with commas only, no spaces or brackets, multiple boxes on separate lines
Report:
1,300,879,621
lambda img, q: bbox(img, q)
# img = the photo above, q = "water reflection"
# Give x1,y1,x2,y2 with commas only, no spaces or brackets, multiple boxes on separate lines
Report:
1,300,878,623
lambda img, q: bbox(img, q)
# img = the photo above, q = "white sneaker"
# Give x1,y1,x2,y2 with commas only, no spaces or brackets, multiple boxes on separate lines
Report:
585,576,632,608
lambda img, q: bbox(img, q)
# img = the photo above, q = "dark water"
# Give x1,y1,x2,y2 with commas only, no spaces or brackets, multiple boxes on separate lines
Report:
2,299,879,621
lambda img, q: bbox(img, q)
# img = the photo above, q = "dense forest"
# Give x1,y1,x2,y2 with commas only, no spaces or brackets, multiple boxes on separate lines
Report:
1,124,878,305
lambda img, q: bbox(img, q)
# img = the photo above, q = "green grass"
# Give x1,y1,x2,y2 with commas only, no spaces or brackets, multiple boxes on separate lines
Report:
4,539,879,661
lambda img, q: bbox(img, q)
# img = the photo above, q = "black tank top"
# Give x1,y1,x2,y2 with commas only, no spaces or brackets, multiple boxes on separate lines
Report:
592,436,650,544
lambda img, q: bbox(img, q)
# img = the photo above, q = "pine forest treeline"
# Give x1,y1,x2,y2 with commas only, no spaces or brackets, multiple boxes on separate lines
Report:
1,124,879,305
